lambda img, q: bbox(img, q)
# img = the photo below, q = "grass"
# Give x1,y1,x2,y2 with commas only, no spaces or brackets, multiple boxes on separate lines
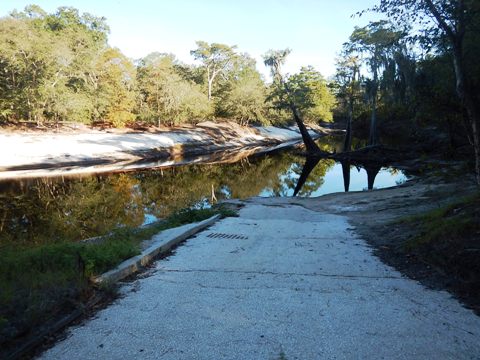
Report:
399,192,480,250
396,192,480,303
0,205,236,351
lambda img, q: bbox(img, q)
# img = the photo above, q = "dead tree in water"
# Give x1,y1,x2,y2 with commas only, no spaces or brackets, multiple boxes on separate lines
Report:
283,82,320,153
263,49,320,154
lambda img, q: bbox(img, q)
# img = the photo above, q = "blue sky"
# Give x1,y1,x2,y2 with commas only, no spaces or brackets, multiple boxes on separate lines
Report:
0,0,380,79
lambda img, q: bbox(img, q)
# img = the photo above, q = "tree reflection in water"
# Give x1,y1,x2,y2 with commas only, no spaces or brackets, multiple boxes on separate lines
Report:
292,156,385,196
0,137,402,247
0,150,319,246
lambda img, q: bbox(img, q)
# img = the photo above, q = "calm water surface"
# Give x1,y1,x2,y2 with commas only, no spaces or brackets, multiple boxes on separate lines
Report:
0,139,408,245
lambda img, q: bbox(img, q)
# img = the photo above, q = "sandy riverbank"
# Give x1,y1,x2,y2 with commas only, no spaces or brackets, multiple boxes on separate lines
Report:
0,122,328,180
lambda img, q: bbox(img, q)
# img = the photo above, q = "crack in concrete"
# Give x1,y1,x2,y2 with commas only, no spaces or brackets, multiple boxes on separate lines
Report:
157,268,404,280
197,283,335,293
153,277,338,294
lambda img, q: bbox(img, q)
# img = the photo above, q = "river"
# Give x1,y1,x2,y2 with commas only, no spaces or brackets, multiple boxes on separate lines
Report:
0,137,407,246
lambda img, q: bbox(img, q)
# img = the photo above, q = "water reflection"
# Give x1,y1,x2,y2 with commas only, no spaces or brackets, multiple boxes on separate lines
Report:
0,141,406,246
341,161,351,192
291,156,406,197
0,151,302,245
365,163,382,190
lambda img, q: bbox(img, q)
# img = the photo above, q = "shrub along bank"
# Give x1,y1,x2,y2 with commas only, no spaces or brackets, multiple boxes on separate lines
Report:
398,192,480,311
0,206,236,357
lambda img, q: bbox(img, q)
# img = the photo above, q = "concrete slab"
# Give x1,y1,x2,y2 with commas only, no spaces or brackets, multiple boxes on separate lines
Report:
40,203,480,360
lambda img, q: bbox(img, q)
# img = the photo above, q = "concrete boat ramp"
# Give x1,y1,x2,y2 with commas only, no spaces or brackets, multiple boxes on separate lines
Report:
40,198,480,359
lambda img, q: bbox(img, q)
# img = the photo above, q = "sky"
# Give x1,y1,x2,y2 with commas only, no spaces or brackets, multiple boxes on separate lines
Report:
0,0,381,79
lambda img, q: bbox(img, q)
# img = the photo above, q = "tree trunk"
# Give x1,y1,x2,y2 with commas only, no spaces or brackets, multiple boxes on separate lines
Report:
452,44,480,185
369,64,378,146
463,89,480,185
471,117,480,185
424,0,480,185
282,82,320,153
289,101,320,153
369,96,377,146
344,98,353,152
207,66,217,102
344,66,358,152
208,78,213,101
157,97,161,127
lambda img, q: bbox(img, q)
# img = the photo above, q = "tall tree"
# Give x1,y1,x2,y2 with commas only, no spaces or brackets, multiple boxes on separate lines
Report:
0,5,111,125
94,48,136,127
372,0,480,183
349,21,404,145
137,53,211,126
215,54,268,125
190,41,237,101
335,49,362,151
0,17,52,124
286,66,336,123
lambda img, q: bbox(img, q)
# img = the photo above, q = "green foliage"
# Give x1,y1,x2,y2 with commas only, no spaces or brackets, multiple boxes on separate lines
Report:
0,238,137,348
266,65,335,124
218,75,267,125
400,193,480,250
0,205,231,348
263,49,291,82
286,66,336,122
95,48,136,127
190,41,238,101
0,5,136,127
0,5,111,125
263,49,335,125
360,0,480,182
349,21,404,55
348,21,407,143
414,54,460,126
0,5,338,128
136,53,212,126
215,55,268,125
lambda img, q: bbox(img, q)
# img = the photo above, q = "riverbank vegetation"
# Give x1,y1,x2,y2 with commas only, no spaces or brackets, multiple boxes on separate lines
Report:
333,0,480,184
391,191,480,311
0,206,235,357
0,5,334,129
1,3,479,180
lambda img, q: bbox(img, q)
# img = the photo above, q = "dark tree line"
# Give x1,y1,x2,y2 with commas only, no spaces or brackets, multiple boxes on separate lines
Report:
334,0,480,184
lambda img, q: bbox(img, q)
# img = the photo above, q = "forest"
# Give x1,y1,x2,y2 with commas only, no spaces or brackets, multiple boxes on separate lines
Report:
0,4,335,128
0,1,479,186
1,2,479,177
0,2,477,134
